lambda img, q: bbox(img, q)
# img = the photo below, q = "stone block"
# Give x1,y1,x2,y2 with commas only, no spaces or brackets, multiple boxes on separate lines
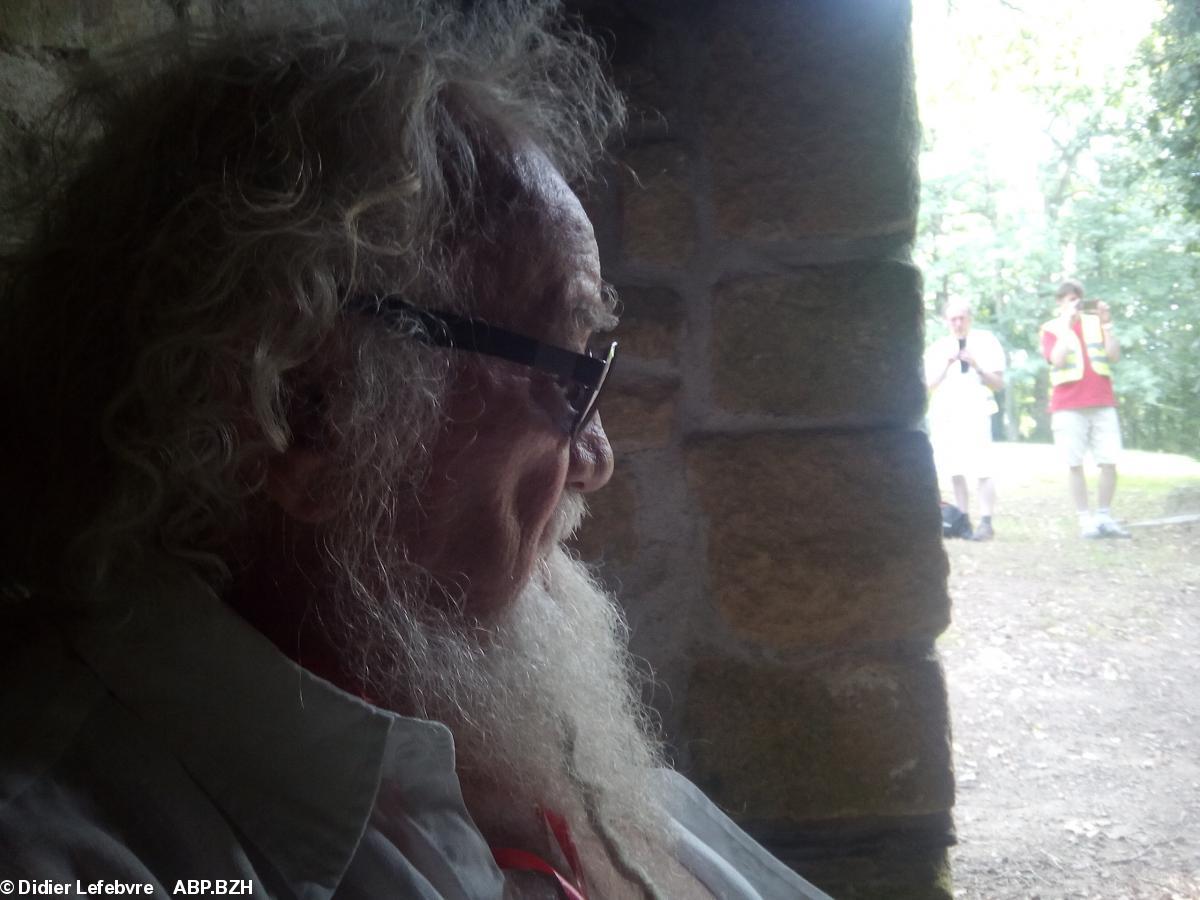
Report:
585,5,683,134
614,60,676,133
684,653,954,823
712,262,925,423
700,0,919,240
619,141,696,267
599,373,678,453
610,26,678,130
792,848,953,900
685,430,948,646
612,285,685,363
570,466,638,568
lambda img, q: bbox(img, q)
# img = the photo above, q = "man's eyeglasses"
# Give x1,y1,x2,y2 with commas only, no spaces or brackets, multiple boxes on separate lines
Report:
349,295,617,440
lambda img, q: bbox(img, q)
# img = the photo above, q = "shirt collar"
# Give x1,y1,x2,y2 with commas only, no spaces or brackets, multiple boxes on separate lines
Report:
69,573,444,897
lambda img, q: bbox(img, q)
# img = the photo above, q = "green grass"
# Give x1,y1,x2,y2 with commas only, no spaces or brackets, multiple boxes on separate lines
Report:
939,443,1200,585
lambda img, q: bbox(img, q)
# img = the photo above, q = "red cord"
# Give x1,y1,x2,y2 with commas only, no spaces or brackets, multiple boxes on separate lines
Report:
491,806,589,900
492,847,587,900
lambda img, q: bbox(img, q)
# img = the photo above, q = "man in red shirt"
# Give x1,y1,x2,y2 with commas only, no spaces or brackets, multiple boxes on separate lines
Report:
1040,279,1131,538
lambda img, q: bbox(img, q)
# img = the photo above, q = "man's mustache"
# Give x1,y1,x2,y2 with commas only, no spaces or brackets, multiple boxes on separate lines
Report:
547,492,588,545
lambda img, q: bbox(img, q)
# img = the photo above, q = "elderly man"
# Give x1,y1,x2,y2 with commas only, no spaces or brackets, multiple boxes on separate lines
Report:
924,299,1006,541
0,4,829,899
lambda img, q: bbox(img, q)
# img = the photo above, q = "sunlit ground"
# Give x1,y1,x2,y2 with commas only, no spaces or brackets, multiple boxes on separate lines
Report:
937,442,1200,899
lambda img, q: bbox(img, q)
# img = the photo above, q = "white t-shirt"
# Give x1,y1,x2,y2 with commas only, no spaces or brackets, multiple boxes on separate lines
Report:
924,328,1006,427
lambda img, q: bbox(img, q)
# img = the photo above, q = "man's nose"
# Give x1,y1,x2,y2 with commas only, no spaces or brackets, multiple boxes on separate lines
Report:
567,412,614,493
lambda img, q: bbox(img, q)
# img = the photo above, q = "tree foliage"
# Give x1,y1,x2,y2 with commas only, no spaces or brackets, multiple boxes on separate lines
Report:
1143,0,1200,218
915,0,1200,456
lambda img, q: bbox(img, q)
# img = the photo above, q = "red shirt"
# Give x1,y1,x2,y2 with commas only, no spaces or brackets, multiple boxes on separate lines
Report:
1041,319,1116,412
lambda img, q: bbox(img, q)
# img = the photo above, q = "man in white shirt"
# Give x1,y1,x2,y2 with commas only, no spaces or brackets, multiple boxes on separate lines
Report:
0,3,828,898
924,299,1007,541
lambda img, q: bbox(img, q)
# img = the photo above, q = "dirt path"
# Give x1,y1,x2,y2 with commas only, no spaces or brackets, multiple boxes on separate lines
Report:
938,444,1200,899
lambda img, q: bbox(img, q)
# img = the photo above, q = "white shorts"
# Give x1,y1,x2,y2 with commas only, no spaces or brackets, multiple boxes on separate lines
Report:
930,415,995,480
1051,407,1122,467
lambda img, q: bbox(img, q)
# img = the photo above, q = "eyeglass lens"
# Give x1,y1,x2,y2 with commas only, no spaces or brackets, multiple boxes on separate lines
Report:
568,343,615,438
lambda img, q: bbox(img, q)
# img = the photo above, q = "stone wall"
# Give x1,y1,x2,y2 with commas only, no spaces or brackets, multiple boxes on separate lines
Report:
1,1,955,896
569,1,955,897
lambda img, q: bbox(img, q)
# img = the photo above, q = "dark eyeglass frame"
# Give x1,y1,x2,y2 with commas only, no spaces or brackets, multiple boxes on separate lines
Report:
348,294,617,439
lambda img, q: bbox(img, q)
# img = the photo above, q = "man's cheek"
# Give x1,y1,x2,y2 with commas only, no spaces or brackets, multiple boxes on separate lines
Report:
518,454,570,534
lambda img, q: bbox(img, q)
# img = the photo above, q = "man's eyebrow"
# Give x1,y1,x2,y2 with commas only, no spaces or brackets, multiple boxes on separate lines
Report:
571,281,620,334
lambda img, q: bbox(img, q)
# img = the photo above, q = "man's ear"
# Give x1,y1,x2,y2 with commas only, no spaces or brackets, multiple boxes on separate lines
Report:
264,447,339,524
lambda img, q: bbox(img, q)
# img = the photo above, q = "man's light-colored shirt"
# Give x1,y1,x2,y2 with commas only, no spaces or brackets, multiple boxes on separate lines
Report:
0,580,830,900
923,329,1006,427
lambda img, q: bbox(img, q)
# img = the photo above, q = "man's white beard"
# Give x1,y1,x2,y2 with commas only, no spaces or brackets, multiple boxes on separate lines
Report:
447,547,671,882
337,496,676,894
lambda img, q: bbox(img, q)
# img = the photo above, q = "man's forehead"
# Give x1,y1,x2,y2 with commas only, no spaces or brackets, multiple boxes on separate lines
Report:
568,281,618,334
490,145,611,336
510,145,582,211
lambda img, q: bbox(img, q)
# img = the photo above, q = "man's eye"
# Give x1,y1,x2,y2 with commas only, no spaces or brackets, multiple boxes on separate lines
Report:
563,381,587,412
529,371,572,412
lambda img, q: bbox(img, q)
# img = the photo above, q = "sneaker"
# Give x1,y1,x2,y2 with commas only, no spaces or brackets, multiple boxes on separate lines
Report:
1080,519,1104,539
1098,520,1133,539
971,520,994,542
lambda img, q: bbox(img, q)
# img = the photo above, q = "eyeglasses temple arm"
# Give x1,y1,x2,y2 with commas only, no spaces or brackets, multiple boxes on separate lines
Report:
351,295,606,386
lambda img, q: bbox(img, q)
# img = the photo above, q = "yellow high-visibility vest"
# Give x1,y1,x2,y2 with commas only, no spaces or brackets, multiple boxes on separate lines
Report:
1041,314,1111,386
